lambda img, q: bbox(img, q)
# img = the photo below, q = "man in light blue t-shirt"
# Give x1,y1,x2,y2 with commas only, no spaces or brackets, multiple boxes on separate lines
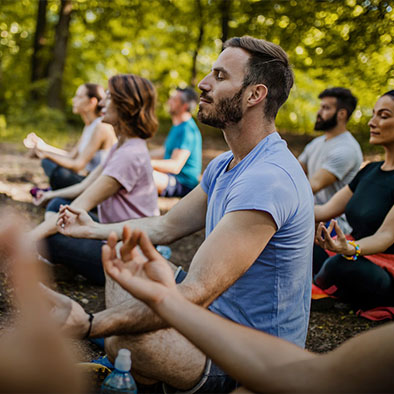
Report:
151,87,202,197
48,37,314,393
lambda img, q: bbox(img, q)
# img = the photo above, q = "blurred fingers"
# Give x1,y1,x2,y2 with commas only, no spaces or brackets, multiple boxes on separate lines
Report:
139,231,161,261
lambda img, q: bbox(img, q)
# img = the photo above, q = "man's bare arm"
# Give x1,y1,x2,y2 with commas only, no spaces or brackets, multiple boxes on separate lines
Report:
50,207,276,339
309,168,337,194
298,160,307,174
59,184,208,244
314,185,353,223
89,209,276,338
151,148,191,175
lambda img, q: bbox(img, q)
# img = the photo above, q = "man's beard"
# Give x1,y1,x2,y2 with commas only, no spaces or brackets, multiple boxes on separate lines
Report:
314,111,338,131
198,86,245,129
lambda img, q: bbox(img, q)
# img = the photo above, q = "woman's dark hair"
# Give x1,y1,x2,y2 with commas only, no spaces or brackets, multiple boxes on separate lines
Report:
83,83,105,115
108,74,158,139
382,90,394,100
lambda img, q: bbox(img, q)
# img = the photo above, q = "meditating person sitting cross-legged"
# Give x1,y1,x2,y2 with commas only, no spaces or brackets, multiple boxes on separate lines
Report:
25,83,117,190
313,90,394,310
30,74,159,285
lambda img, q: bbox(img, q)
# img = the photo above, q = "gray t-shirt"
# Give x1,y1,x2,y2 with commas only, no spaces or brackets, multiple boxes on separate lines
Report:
299,131,362,233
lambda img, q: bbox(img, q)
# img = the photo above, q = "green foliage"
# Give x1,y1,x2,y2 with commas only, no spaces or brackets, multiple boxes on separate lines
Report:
0,0,393,145
1,105,80,145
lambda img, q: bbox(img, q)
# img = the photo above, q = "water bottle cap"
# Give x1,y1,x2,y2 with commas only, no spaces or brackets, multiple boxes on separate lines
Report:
114,348,132,372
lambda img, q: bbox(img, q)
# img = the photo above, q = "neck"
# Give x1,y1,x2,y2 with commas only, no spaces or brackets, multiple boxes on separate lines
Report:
172,111,191,126
223,114,276,169
382,144,394,170
80,111,98,126
323,124,347,140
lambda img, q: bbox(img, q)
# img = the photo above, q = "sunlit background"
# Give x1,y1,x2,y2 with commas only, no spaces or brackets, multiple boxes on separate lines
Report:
0,0,393,149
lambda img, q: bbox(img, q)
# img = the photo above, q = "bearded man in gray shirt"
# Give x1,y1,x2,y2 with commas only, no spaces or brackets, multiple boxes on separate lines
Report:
299,87,363,233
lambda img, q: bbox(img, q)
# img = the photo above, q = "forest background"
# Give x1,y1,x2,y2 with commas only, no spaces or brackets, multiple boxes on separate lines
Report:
0,0,393,152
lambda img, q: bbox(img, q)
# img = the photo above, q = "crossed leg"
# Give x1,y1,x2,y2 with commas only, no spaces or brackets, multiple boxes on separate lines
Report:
104,264,206,390
106,328,206,389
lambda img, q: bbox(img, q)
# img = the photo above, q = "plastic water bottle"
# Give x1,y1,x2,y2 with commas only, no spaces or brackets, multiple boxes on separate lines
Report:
101,349,138,394
156,245,172,260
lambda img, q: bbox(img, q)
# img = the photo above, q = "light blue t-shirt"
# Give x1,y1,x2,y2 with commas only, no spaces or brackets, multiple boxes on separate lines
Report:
164,118,202,189
201,132,314,347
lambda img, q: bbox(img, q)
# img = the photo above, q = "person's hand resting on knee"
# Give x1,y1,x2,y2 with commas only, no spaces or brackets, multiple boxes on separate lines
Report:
102,225,178,309
56,205,97,239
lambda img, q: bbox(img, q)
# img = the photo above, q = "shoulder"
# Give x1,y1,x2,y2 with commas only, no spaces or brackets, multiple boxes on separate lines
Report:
112,139,147,159
307,135,325,147
187,117,200,131
326,135,361,158
180,118,200,133
92,120,114,138
331,132,360,149
300,135,323,156
241,160,300,193
207,151,232,170
201,151,232,188
359,161,382,174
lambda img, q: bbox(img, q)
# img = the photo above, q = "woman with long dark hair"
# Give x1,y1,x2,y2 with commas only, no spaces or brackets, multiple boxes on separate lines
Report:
314,90,394,309
30,74,159,285
24,83,117,190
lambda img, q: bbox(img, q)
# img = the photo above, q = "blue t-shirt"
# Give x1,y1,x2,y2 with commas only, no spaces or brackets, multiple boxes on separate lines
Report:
164,118,202,189
201,132,314,347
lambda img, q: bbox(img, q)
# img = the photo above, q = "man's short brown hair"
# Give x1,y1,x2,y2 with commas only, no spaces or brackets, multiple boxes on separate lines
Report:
224,36,294,120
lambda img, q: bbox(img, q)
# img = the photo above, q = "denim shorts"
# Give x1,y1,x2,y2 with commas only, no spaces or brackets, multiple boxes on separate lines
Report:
167,268,239,393
162,358,238,394
160,174,193,198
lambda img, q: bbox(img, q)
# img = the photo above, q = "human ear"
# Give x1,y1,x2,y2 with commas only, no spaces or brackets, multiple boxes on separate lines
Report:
246,84,268,108
337,108,348,122
90,97,98,108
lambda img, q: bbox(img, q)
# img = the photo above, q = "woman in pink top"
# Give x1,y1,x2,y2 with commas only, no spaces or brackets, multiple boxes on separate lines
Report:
30,74,159,284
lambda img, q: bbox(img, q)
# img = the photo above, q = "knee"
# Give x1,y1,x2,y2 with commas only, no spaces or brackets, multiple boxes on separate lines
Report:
314,254,346,288
46,197,69,213
105,336,123,363
41,158,56,175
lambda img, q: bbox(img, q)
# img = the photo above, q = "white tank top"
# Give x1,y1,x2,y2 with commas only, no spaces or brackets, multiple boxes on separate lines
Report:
78,117,109,173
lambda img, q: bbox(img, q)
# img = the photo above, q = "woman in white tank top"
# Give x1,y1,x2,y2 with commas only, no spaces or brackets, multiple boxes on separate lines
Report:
24,83,117,190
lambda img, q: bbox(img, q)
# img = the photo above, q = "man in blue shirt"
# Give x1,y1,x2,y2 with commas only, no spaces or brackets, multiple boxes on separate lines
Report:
48,36,314,393
151,87,202,197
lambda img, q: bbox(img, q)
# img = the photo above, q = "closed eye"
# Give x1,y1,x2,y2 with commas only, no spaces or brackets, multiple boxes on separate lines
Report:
215,71,225,80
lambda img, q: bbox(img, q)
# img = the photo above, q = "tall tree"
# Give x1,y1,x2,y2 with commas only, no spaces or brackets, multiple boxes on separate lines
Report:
47,0,72,109
190,0,205,87
220,0,231,49
31,0,48,100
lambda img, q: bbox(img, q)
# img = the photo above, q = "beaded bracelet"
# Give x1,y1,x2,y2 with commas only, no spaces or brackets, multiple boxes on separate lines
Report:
342,240,361,261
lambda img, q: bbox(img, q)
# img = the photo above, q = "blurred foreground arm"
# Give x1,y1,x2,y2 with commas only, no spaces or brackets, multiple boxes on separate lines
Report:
104,229,394,393
0,211,83,393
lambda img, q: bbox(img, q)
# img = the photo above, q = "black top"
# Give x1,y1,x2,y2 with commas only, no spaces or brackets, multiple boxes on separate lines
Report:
346,161,394,254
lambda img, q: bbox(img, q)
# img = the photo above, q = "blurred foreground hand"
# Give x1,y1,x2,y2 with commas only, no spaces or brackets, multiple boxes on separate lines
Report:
0,208,84,393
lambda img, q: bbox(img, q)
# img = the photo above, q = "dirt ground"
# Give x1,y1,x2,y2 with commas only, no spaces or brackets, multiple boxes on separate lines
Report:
0,133,387,365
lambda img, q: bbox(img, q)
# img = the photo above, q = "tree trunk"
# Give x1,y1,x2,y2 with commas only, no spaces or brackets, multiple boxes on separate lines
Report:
31,0,48,100
47,0,72,109
190,0,204,87
220,0,231,49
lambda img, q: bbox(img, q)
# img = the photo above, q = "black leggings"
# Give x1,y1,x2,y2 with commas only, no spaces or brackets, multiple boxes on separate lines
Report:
38,197,105,285
313,244,394,309
42,158,85,190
